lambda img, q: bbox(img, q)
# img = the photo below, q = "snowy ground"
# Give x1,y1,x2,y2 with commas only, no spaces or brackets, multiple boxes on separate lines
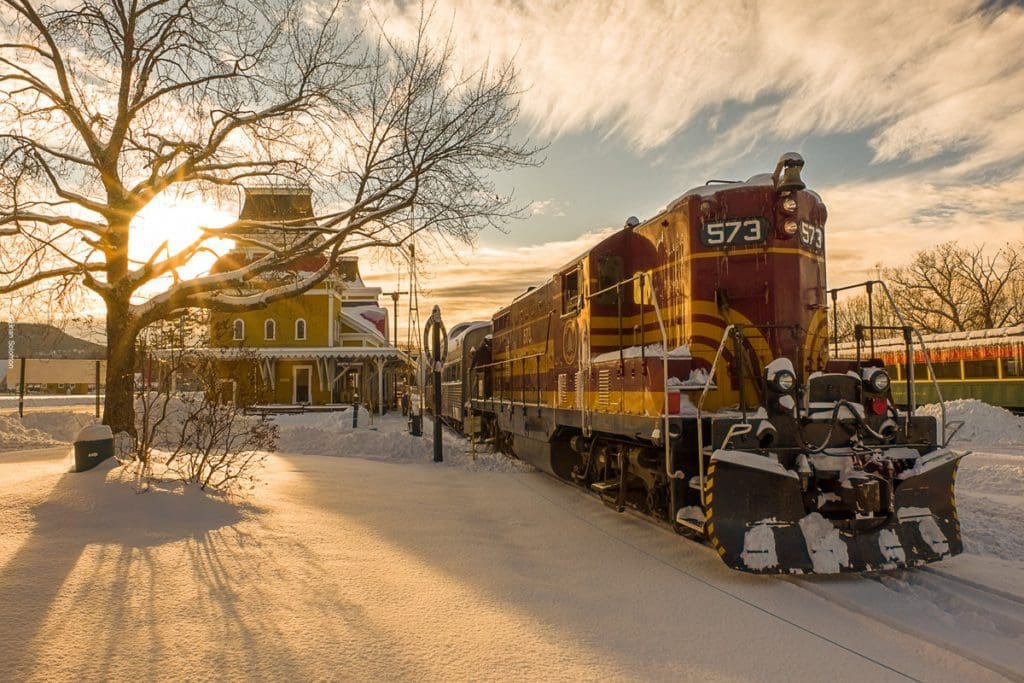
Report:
1,400,1022,681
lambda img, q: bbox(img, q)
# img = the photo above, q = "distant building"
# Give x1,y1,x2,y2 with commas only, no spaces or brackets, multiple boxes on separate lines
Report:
0,323,106,393
206,187,410,410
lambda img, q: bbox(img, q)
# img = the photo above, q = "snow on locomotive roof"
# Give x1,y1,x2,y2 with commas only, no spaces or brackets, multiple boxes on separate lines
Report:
674,173,775,202
666,172,824,211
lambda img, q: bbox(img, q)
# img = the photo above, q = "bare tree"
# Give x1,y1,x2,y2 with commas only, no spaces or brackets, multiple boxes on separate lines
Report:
129,312,277,492
831,292,900,345
0,1,537,435
882,241,1024,333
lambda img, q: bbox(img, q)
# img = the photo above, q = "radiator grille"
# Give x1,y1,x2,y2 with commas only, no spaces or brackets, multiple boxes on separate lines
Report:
597,369,610,407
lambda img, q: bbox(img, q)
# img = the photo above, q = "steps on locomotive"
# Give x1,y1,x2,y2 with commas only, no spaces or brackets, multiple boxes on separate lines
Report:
589,480,625,512
675,507,707,536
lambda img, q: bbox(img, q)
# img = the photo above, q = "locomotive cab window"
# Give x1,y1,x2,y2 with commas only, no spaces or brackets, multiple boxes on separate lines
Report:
595,253,624,305
561,267,581,316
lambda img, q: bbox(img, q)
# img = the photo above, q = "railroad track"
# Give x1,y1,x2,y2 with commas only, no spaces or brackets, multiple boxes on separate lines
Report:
918,566,1024,608
792,568,1024,682
455,428,1024,680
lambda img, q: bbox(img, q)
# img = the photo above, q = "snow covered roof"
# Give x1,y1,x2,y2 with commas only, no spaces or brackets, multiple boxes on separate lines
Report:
448,321,490,344
341,305,387,338
836,325,1024,354
667,172,823,210
202,346,412,363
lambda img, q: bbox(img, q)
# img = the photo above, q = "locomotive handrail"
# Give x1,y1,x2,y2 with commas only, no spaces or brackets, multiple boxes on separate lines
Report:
638,272,684,494
473,351,546,370
695,324,736,508
474,312,553,410
589,272,679,486
587,274,646,301
828,280,950,446
589,273,644,370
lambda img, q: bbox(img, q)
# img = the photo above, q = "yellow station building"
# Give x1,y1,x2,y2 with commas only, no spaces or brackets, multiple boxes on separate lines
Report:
207,187,410,411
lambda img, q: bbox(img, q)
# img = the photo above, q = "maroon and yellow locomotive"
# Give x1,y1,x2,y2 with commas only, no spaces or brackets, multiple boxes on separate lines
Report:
448,153,964,574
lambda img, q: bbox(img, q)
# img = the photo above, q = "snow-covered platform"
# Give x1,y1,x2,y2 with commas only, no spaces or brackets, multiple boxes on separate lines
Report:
1,403,1022,681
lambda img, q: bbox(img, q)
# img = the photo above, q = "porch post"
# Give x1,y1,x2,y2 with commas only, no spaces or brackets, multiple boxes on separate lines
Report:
376,357,385,415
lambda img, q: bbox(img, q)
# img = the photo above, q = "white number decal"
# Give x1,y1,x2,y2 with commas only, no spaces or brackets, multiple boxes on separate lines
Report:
706,223,725,245
800,222,813,243
702,218,765,247
725,220,742,243
744,219,761,242
799,221,824,251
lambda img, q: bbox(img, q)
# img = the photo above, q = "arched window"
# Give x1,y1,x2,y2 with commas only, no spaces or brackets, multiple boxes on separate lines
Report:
295,318,307,341
264,319,276,340
232,319,245,341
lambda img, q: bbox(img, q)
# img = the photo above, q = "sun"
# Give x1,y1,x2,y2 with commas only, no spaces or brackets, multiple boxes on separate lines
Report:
130,194,237,285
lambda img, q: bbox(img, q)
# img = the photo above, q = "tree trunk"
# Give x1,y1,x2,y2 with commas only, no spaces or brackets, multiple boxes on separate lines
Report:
103,300,138,437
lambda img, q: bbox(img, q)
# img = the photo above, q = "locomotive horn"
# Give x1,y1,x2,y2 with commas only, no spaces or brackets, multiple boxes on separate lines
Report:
772,152,806,192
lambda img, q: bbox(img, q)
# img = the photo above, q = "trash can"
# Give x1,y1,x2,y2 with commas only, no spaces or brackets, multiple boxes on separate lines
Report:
408,413,422,436
74,424,114,472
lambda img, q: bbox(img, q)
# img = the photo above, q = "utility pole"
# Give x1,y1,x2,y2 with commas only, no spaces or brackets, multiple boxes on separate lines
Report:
382,290,407,348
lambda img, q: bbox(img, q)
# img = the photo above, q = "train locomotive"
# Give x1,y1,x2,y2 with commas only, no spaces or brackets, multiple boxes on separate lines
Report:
438,153,966,575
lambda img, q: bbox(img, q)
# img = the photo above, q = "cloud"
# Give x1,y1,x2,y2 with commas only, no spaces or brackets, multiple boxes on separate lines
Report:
824,173,1024,286
367,0,1024,176
362,228,617,332
526,198,566,216
363,171,1024,339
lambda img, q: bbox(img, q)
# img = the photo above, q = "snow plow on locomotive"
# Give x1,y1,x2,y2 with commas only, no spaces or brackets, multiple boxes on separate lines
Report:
444,153,966,574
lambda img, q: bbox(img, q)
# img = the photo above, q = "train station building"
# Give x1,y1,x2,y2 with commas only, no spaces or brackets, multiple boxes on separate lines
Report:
205,186,411,411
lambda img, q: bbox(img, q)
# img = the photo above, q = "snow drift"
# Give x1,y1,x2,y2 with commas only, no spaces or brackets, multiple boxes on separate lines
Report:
918,399,1024,448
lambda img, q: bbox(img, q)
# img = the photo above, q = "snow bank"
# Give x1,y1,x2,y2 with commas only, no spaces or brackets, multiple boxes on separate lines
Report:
909,402,1024,562
953,450,1024,562
0,410,105,451
0,415,63,451
918,399,1024,449
19,411,98,443
273,411,533,473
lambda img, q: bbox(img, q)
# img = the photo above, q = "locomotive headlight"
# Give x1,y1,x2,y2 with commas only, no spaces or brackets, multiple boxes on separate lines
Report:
771,369,796,393
866,369,890,393
780,197,797,213
782,219,799,236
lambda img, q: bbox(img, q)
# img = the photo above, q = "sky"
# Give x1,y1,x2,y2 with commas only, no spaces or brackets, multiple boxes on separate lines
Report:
353,0,1024,335
8,0,1024,344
